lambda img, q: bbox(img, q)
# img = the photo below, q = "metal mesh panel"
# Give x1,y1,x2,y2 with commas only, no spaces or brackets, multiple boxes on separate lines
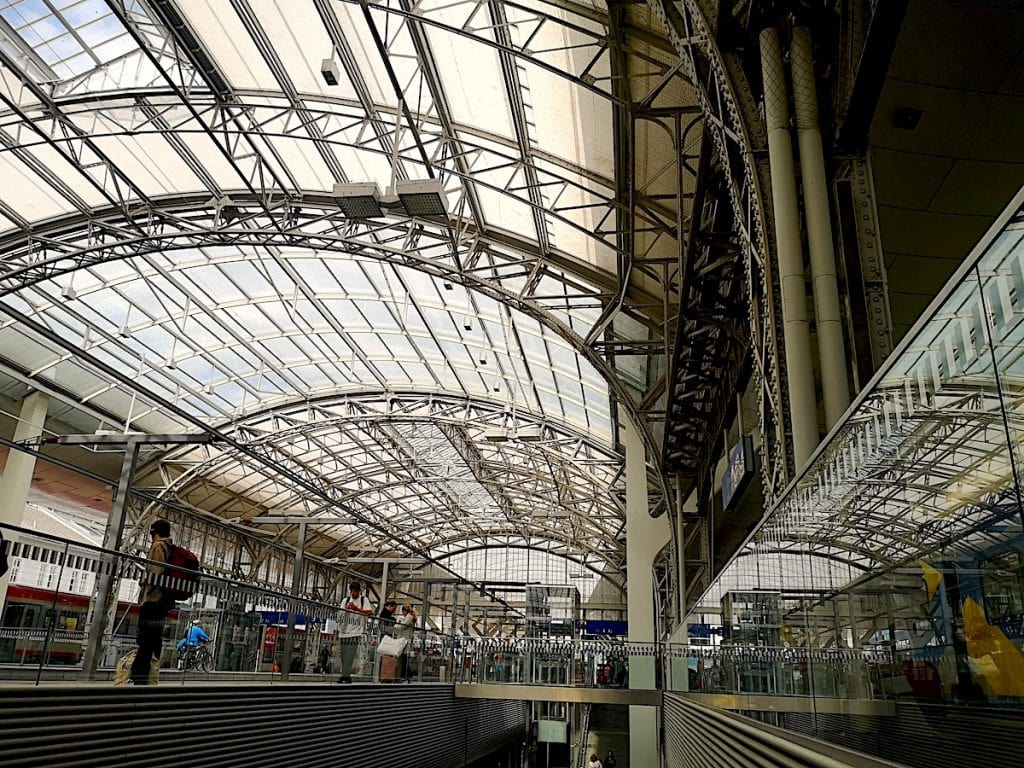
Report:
0,684,526,768
663,692,898,768
777,704,1024,768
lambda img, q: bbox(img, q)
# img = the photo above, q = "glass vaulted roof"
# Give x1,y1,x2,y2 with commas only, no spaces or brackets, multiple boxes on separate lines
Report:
0,0,696,586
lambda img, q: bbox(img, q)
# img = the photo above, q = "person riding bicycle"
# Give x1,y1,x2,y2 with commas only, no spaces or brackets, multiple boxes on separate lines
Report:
176,620,211,668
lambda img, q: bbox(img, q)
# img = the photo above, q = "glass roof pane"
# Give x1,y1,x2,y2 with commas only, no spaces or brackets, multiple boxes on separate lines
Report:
177,0,275,90
265,0,359,100
336,2,394,106
22,246,612,442
527,63,614,176
425,23,513,140
1,0,140,81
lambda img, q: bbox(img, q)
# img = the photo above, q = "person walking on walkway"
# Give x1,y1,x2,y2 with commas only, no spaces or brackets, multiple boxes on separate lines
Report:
337,581,373,683
130,519,175,685
397,603,417,681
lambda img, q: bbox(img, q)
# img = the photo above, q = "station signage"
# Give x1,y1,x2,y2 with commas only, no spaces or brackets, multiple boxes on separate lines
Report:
722,434,755,511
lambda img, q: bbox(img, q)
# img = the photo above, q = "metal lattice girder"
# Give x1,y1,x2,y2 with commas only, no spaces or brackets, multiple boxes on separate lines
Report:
663,138,750,498
120,480,364,602
648,0,791,507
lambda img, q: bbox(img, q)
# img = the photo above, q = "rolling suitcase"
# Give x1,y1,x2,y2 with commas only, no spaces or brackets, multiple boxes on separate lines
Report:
379,654,400,683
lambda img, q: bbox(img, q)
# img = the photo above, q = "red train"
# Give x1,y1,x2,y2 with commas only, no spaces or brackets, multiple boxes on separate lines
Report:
0,584,177,666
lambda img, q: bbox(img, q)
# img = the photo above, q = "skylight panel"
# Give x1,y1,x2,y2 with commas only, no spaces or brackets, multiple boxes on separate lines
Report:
0,0,136,81
358,300,401,331
424,21,513,140
374,360,410,383
400,361,433,384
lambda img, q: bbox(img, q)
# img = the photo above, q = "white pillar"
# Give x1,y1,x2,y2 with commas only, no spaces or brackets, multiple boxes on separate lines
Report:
621,409,669,768
0,392,49,613
760,27,819,469
791,25,851,430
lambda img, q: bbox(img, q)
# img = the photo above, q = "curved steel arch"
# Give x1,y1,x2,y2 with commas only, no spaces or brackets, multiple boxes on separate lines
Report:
0,97,641,263
739,548,874,574
0,195,670,500
141,390,627,568
432,542,622,590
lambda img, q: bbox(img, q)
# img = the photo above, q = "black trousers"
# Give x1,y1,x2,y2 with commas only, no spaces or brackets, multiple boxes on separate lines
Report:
131,598,173,682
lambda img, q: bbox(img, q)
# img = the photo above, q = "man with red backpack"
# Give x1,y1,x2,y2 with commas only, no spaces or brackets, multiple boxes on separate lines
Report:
129,519,179,685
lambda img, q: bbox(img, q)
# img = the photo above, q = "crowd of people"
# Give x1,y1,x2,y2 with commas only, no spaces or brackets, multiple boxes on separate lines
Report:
336,581,418,683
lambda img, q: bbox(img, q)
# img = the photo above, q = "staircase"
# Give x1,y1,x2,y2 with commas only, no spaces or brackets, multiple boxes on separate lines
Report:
585,704,629,767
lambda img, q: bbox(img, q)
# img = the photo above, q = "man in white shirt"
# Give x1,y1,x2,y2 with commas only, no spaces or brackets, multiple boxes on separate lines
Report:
337,581,373,683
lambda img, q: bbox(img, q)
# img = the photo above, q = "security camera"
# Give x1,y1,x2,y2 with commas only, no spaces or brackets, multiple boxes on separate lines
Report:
321,58,340,86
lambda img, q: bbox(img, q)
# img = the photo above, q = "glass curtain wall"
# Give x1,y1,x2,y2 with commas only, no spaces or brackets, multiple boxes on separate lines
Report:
691,190,1024,711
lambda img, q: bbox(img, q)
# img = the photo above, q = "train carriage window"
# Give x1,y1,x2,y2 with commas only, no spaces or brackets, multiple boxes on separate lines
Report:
2,604,25,627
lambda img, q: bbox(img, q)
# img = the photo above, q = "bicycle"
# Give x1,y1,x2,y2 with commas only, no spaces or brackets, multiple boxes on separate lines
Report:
177,639,214,673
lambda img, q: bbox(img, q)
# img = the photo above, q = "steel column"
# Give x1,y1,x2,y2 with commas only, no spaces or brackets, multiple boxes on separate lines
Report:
82,440,141,679
791,26,851,430
279,520,307,681
760,27,819,468
0,391,48,614
621,407,669,768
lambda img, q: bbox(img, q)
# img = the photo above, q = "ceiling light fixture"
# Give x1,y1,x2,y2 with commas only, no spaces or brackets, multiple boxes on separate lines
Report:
332,182,383,218
330,99,449,220
484,427,510,442
515,426,543,442
396,178,448,217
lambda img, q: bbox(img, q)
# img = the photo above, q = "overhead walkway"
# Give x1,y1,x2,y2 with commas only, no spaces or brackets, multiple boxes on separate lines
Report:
449,636,895,715
455,682,660,706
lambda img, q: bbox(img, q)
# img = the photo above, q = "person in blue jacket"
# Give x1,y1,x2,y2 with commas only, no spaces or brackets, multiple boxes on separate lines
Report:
175,619,211,667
